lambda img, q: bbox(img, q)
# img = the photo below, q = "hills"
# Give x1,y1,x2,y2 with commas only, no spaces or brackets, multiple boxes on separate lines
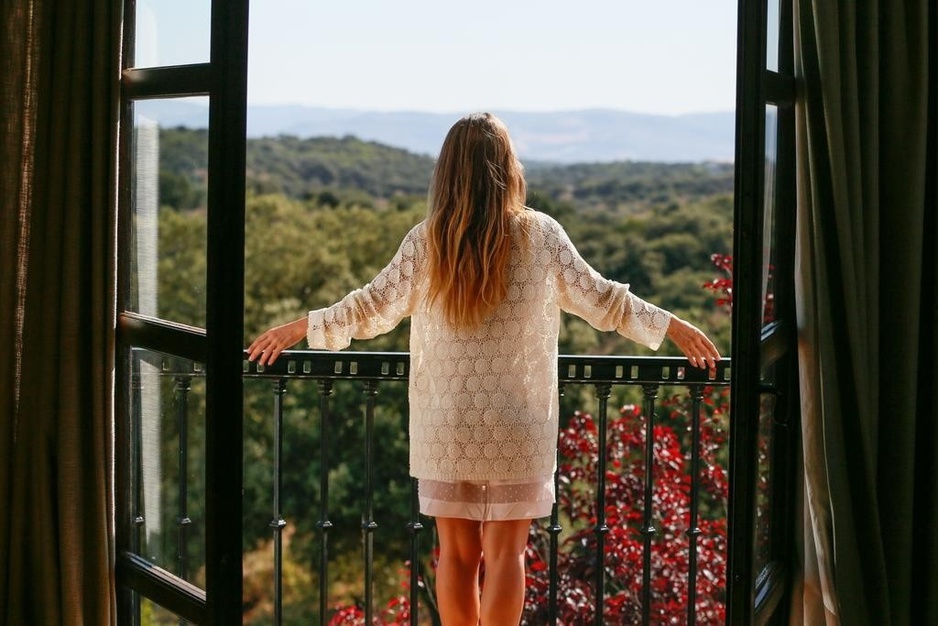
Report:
137,101,735,163
154,128,735,212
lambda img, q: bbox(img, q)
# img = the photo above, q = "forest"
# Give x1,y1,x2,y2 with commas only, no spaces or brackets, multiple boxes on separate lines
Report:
141,127,735,624
153,127,734,352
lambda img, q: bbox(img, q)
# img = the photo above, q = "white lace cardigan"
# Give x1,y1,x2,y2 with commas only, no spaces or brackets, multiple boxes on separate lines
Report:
307,210,671,482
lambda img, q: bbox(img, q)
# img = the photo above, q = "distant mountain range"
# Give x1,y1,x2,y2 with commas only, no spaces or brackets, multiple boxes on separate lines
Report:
136,101,736,163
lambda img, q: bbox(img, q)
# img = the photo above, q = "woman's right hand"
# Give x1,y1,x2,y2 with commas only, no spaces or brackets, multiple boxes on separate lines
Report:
666,316,721,371
247,316,308,366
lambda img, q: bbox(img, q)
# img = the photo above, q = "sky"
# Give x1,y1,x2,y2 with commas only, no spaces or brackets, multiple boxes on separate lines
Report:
137,0,738,116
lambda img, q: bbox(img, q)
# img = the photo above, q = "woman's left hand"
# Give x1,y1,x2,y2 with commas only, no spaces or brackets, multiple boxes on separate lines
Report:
247,316,308,366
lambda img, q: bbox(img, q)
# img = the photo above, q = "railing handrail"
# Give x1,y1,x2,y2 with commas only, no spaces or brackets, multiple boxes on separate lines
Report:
132,347,732,386
239,349,731,386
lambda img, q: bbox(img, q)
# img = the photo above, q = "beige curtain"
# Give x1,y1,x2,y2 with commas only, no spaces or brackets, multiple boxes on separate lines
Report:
0,0,119,623
792,0,938,624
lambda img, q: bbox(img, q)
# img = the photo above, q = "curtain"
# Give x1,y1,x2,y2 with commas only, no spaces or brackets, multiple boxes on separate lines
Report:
0,0,119,623
792,0,938,624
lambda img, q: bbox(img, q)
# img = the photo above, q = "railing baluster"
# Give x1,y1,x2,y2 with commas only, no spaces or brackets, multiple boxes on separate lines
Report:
402,390,423,626
174,375,192,591
131,356,144,624
686,384,704,625
548,382,566,626
407,476,423,626
362,380,379,624
640,383,660,626
593,383,612,625
270,378,288,626
316,380,334,626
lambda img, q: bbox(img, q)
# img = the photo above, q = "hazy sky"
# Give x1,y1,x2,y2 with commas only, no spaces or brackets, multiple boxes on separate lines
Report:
137,0,738,115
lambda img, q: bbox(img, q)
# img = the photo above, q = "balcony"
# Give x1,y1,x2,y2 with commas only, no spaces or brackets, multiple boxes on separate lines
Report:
128,348,731,625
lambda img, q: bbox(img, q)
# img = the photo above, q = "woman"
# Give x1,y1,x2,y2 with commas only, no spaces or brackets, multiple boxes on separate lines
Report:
248,112,720,625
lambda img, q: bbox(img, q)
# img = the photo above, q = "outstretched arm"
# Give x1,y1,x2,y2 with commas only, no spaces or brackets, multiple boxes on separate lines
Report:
247,222,426,366
666,315,721,371
546,214,720,369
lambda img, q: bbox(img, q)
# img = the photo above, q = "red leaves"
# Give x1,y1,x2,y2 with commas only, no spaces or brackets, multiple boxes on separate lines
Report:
326,606,365,625
704,252,776,323
523,398,729,624
702,253,734,311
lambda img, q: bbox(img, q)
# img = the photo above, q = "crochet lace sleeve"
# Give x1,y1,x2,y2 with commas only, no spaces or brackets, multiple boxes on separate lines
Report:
307,223,425,350
547,217,671,350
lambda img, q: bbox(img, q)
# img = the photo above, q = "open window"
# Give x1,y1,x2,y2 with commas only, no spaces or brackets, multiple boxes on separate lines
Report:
111,0,798,623
114,2,249,622
728,0,797,623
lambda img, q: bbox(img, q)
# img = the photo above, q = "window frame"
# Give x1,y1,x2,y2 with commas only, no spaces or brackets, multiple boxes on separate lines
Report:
114,1,249,623
728,0,798,623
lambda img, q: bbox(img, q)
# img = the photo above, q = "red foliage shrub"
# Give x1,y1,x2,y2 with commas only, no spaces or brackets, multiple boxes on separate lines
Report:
521,395,729,625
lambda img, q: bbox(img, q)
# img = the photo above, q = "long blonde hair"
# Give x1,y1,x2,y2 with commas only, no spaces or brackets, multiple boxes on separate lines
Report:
425,112,527,328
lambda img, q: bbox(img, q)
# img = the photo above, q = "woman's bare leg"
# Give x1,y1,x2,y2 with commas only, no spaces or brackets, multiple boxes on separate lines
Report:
480,519,532,625
435,517,483,626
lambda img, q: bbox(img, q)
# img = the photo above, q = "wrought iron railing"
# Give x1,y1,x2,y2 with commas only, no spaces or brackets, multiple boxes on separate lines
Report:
130,348,731,625
247,351,730,626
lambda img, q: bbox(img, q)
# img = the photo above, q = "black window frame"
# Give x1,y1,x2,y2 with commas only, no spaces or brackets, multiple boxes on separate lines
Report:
114,1,249,623
728,0,798,623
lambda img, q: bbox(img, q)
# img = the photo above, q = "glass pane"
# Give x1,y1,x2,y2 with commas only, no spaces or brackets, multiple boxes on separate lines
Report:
130,347,206,588
138,594,192,625
754,386,777,581
129,98,209,328
134,0,211,68
762,105,779,326
766,0,780,71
